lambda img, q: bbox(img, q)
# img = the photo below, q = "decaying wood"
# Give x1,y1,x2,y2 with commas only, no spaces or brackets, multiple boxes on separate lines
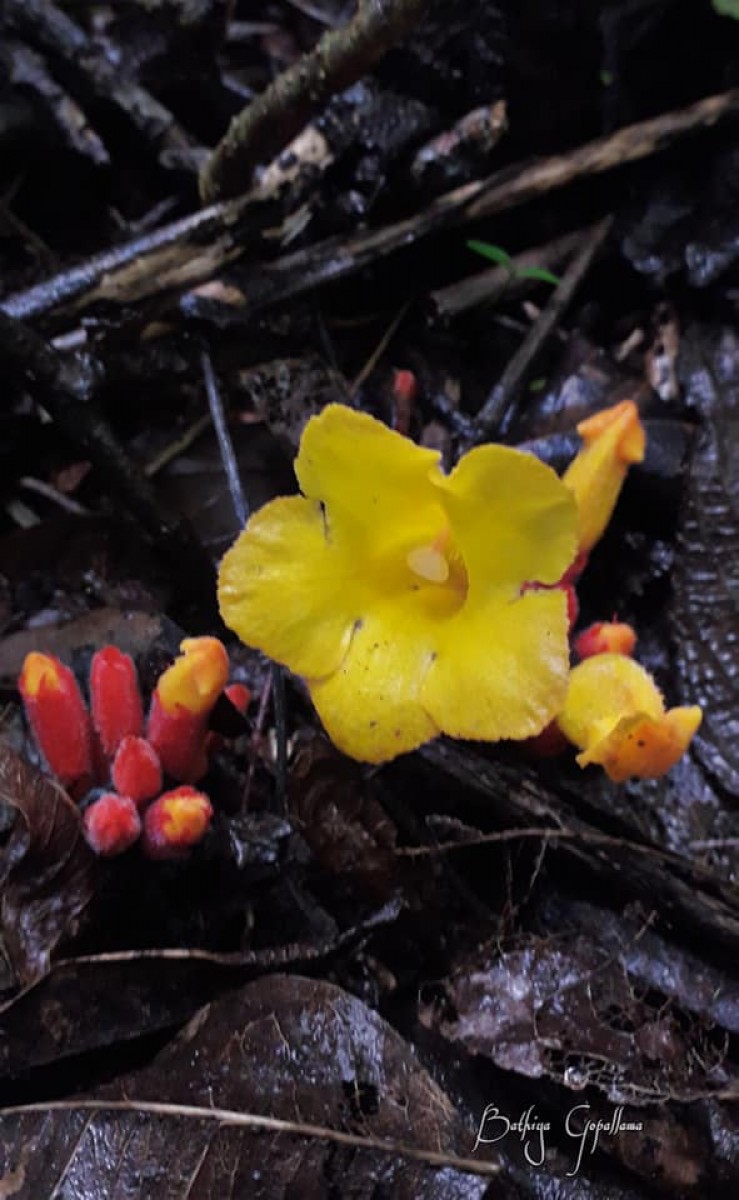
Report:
3,88,737,330
199,0,426,202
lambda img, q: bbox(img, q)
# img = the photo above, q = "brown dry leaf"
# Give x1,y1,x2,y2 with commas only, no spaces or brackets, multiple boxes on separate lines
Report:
0,744,95,985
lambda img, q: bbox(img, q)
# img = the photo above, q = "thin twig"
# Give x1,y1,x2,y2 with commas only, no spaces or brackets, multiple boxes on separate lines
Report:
349,300,411,397
200,347,288,810
19,475,89,514
200,0,425,202
470,216,613,442
271,662,288,816
144,413,212,478
0,1099,499,1178
201,349,247,525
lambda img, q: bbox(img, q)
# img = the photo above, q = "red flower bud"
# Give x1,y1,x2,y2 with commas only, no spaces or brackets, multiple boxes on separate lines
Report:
574,621,637,660
18,653,94,788
90,647,144,759
84,792,141,856
225,683,251,713
111,736,162,807
141,786,213,860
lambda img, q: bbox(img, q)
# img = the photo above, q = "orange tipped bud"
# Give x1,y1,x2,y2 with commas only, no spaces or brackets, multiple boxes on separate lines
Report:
141,786,213,859
84,792,141,856
147,638,229,781
225,682,251,713
563,400,646,554
557,654,702,782
112,736,162,807
574,621,637,660
90,647,144,758
18,652,93,787
155,638,229,717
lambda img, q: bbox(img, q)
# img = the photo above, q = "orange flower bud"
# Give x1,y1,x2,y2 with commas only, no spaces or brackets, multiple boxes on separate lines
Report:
557,654,702,782
563,400,646,554
141,786,213,859
147,638,229,781
18,652,94,788
89,647,144,758
574,621,637,660
111,736,162,807
84,792,141,856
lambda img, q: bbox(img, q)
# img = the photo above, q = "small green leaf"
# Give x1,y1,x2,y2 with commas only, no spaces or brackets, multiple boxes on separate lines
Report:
466,239,513,267
713,0,739,18
517,266,562,286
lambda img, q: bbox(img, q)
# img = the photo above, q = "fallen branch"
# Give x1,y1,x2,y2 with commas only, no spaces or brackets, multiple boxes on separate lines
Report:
199,0,425,203
4,89,738,326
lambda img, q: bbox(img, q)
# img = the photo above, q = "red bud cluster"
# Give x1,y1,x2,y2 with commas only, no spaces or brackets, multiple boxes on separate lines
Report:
18,639,248,858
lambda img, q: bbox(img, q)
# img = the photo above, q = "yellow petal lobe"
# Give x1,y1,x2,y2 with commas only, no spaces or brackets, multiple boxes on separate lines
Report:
558,653,702,781
156,637,229,716
563,400,646,553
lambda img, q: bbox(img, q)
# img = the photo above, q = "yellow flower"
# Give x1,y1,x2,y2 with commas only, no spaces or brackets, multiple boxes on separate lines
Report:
563,400,646,555
218,404,577,762
557,653,702,782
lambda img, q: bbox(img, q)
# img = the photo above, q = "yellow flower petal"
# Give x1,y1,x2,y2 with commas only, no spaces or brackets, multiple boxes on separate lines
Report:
436,444,577,588
218,495,364,679
576,707,703,782
422,588,570,740
558,654,702,781
558,654,664,749
218,404,580,763
295,403,445,559
308,596,440,762
563,400,646,553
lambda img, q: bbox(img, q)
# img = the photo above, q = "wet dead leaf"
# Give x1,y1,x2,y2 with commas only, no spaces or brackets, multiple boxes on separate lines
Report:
0,744,95,985
421,933,734,1105
0,976,494,1198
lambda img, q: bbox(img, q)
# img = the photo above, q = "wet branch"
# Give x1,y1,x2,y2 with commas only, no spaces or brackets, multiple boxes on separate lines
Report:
4,88,738,325
199,0,425,203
